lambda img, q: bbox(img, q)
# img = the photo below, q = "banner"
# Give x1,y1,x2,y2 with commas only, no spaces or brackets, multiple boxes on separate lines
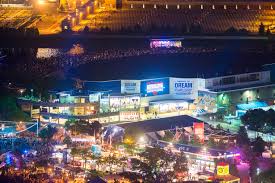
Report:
141,78,169,96
120,111,139,121
174,80,193,95
217,162,229,176
193,122,204,143
121,80,140,94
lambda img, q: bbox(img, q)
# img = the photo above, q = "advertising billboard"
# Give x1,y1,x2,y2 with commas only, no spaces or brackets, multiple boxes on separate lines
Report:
170,78,206,99
197,90,217,112
89,93,100,102
150,39,182,48
100,98,109,113
141,78,169,96
217,162,230,176
173,80,193,95
110,96,140,112
193,122,204,143
120,111,139,121
121,80,140,94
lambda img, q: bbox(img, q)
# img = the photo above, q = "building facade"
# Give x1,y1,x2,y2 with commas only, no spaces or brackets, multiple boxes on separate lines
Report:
18,70,275,124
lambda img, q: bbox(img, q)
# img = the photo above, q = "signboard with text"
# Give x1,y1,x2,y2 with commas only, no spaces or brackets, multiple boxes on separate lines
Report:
173,80,193,95
193,122,204,143
121,80,140,94
120,111,139,121
141,78,169,96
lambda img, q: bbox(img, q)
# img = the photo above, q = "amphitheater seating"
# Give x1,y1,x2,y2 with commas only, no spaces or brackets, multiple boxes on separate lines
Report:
0,9,37,29
89,8,275,33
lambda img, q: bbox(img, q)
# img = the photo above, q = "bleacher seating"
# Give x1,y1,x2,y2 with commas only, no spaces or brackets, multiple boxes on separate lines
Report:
88,8,275,33
0,9,37,29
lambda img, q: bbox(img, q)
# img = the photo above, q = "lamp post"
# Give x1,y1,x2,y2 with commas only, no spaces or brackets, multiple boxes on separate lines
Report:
30,89,34,98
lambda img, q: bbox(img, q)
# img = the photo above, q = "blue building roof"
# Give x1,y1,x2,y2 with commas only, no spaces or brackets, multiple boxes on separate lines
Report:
236,101,268,111
118,115,202,133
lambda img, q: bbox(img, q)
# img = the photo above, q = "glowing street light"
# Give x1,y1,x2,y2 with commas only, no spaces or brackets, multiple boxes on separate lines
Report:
139,136,145,143
38,0,44,5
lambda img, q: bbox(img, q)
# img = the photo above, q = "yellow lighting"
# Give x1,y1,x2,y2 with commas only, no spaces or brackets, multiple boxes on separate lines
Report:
38,0,45,5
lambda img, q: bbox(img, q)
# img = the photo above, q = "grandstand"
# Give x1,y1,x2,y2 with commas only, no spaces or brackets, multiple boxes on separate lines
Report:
83,6,275,33
0,9,40,29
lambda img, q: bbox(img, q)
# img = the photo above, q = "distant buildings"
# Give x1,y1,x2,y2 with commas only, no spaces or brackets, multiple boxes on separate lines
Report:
18,66,274,124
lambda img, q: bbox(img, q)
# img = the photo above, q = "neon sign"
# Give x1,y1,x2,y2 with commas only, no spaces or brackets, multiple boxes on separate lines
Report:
146,82,164,93
150,40,182,48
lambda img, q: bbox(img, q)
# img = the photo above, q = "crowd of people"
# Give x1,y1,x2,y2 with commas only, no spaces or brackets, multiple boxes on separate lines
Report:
12,47,218,77
0,136,51,156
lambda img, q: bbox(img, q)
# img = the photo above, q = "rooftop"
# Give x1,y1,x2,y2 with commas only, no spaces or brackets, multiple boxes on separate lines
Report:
118,115,202,132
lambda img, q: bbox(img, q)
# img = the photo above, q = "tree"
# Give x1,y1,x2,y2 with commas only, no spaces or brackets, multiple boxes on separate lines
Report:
0,95,30,121
91,121,102,136
38,125,57,141
241,109,269,131
63,135,72,147
103,155,120,173
70,147,80,162
131,146,187,182
83,26,90,33
236,126,250,147
252,136,266,155
65,120,102,136
229,163,239,177
80,148,89,169
225,27,238,35
258,22,265,35
173,152,188,181
253,166,275,183
162,130,174,142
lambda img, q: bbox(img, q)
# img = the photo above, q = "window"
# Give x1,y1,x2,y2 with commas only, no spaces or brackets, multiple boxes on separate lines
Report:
239,73,260,83
221,76,235,85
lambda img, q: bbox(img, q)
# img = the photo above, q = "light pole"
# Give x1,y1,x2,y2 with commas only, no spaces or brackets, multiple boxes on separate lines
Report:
30,89,34,98
19,89,24,96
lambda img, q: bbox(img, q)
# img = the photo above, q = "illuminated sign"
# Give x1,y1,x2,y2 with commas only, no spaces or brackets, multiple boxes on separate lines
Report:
193,122,204,143
174,80,193,95
146,82,164,93
89,93,100,102
141,78,169,96
121,80,140,94
150,40,182,48
120,111,139,121
217,162,229,176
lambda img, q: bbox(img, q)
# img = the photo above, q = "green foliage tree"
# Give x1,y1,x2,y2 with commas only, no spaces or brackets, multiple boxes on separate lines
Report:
0,95,30,121
258,22,265,35
80,148,89,169
252,136,266,155
241,109,275,132
131,146,188,182
253,166,275,183
236,126,250,147
38,125,57,141
229,163,239,177
63,135,72,147
162,130,174,142
65,120,102,136
173,152,188,181
102,154,120,173
70,147,80,162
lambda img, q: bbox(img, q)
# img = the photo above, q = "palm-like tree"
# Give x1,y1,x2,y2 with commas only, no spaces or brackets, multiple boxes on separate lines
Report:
70,147,79,162
80,148,89,169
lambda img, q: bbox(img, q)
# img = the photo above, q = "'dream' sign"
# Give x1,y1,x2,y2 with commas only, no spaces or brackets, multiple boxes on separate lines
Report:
174,80,193,95
193,122,204,143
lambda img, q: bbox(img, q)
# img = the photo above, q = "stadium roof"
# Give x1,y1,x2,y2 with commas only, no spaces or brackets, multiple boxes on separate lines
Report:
209,82,275,93
118,115,202,132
